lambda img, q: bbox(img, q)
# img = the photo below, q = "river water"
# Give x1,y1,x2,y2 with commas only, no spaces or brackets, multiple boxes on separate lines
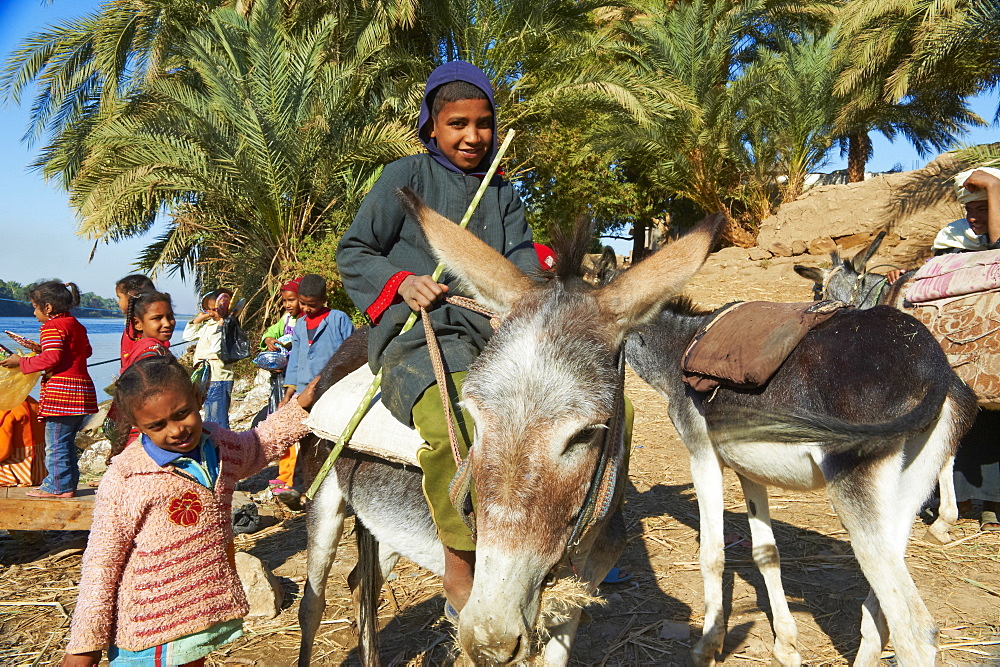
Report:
1,316,190,402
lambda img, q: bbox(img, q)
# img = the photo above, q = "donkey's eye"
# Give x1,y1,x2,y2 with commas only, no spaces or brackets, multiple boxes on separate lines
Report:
564,426,602,454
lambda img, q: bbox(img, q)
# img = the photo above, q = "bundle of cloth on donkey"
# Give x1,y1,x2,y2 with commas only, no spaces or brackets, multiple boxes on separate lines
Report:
0,397,46,486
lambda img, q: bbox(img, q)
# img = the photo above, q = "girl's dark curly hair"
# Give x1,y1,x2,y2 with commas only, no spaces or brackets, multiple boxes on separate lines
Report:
115,355,195,427
115,274,154,296
27,280,80,315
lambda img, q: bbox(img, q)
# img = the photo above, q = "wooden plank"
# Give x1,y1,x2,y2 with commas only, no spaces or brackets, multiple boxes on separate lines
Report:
0,486,96,531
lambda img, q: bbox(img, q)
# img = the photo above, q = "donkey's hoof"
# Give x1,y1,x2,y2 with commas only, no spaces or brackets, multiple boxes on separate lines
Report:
922,527,953,545
770,643,802,667
690,654,717,667
691,640,719,667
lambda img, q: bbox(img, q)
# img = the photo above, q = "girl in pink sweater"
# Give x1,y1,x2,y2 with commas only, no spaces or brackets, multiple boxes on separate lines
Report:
63,355,318,666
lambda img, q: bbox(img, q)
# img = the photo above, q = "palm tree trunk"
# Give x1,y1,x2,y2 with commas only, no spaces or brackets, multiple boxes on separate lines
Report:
632,219,648,263
847,133,872,183
720,211,755,247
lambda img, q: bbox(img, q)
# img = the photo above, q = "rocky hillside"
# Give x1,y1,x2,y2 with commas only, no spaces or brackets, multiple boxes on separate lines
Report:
752,153,965,270
668,153,971,309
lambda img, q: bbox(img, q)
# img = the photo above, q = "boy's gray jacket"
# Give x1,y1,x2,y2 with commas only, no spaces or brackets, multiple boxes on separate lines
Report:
337,153,537,426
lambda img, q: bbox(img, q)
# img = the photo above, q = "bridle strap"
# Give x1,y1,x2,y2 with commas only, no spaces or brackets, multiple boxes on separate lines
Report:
422,295,503,540
567,350,626,550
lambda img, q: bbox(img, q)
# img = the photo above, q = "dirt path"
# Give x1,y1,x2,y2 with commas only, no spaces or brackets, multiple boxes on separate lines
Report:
2,253,999,665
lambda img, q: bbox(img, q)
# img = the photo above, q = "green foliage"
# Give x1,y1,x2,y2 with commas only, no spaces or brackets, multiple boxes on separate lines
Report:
291,231,368,327
2,0,998,278
595,0,841,244
516,117,647,243
832,0,993,178
56,0,418,325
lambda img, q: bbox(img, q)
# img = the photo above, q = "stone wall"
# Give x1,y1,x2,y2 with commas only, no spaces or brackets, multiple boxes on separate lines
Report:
753,154,966,268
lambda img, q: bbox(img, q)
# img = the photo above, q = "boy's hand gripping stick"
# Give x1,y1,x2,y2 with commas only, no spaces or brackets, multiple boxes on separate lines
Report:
306,129,516,500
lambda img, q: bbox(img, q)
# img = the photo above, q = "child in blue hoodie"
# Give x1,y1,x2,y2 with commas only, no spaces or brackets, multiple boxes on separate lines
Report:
337,62,538,615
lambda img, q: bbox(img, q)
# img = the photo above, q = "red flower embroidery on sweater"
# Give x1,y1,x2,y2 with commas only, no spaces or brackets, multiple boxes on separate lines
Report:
168,491,203,526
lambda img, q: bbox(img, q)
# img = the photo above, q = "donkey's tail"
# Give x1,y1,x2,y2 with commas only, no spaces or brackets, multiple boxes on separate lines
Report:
349,519,382,667
712,378,951,457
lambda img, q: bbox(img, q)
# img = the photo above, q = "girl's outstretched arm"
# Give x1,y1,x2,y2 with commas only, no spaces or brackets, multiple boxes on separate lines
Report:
226,377,319,480
18,325,66,374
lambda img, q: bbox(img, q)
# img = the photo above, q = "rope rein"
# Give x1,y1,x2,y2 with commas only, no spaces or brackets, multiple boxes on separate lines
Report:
421,295,497,538
421,295,624,547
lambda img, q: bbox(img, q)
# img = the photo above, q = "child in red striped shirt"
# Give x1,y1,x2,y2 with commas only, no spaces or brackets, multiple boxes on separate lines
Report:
0,281,97,497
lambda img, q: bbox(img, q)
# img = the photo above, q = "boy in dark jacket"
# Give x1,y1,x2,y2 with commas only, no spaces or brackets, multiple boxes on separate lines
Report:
337,62,538,614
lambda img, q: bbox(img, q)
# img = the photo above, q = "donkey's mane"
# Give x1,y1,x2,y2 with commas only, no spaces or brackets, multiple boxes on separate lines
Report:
662,295,713,317
548,216,595,280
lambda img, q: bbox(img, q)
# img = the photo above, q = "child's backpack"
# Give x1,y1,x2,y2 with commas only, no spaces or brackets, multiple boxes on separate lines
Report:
219,316,251,364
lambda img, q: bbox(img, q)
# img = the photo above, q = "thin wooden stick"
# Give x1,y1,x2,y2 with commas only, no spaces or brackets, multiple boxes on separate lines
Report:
305,129,516,500
940,640,1000,649
937,530,985,548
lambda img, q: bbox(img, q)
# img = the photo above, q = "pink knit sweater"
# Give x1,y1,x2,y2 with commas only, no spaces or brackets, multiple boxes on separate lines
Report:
66,401,311,654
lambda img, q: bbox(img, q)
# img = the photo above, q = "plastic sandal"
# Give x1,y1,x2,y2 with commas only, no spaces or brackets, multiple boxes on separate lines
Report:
980,510,1000,532
602,566,633,584
273,486,303,511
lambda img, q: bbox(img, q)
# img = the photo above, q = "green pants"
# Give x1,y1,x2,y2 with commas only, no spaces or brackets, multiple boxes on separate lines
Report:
413,372,477,551
412,372,635,552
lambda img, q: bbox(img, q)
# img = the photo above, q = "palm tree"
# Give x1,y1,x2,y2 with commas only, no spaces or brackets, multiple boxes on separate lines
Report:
66,0,418,318
758,32,839,202
1,0,223,184
599,0,837,246
833,0,992,181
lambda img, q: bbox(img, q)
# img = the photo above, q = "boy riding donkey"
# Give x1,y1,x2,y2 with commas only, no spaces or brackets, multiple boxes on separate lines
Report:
337,62,540,618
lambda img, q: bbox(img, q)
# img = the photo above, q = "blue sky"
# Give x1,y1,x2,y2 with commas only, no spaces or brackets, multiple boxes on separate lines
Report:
0,0,196,311
0,0,995,299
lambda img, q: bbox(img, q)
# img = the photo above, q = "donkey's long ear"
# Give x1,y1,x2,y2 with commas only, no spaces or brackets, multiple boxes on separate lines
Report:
398,188,534,315
793,265,826,285
847,231,885,274
596,213,722,333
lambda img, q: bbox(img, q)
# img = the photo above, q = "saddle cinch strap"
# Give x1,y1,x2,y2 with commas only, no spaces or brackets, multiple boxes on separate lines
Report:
422,297,625,546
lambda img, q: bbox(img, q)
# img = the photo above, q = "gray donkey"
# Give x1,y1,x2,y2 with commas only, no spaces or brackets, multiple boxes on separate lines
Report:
626,299,977,665
794,233,966,545
297,192,719,665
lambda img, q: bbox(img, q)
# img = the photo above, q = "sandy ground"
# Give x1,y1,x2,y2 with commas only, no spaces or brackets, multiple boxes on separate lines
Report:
2,252,999,665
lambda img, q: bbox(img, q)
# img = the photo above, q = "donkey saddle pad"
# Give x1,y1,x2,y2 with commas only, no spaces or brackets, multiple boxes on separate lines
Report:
682,300,847,392
304,364,423,466
905,248,1000,303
